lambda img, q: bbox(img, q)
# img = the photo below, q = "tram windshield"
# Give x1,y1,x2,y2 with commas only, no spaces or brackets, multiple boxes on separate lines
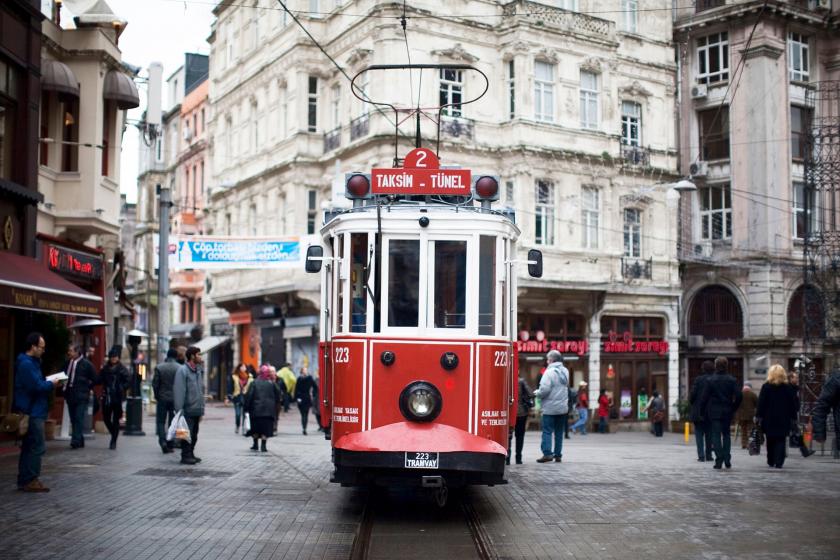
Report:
388,240,420,327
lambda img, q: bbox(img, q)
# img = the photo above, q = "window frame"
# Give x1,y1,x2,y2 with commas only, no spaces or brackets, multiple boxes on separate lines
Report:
581,186,599,249
307,76,319,132
439,68,464,118
696,32,730,85
788,31,810,83
534,61,555,123
579,70,599,130
507,60,516,119
793,180,817,240
620,101,642,147
699,183,732,241
622,0,638,33
535,179,556,246
623,208,642,258
698,106,730,161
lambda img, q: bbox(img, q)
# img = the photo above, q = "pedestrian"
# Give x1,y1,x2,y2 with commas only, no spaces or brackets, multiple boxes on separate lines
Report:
570,381,589,435
294,365,317,435
699,356,742,469
786,370,816,458
565,382,577,439
62,344,96,449
811,365,840,452
271,365,286,430
643,390,666,437
507,375,534,465
756,365,798,469
14,332,61,492
96,347,130,450
597,388,611,433
534,350,570,463
153,348,179,454
173,346,205,465
735,382,758,450
278,362,296,413
231,363,253,435
312,375,323,432
244,365,282,452
690,360,714,462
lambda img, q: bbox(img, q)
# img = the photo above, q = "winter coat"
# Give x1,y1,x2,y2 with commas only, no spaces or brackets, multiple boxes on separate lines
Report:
756,382,797,438
812,372,840,442
294,374,317,409
597,394,610,418
516,377,534,417
152,358,179,403
534,362,569,415
173,362,205,417
62,357,96,404
13,353,53,419
577,391,589,410
231,374,253,402
96,362,131,408
735,389,758,422
244,379,281,419
278,366,296,394
699,371,742,422
689,373,711,423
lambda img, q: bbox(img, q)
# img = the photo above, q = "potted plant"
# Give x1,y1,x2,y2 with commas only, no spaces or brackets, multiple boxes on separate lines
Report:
670,399,693,434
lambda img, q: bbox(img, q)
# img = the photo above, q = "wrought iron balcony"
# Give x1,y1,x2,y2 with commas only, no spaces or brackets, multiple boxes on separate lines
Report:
324,127,341,152
441,116,474,140
622,257,652,280
502,1,613,40
620,144,650,167
350,115,369,141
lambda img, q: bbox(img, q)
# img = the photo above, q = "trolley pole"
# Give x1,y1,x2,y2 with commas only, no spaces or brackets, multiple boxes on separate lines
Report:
157,184,171,364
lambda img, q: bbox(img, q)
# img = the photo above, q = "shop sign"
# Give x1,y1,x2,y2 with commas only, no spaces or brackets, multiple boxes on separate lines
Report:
620,390,632,418
0,285,102,318
47,245,103,281
170,236,301,269
228,310,252,326
602,331,669,356
515,339,589,356
372,148,471,196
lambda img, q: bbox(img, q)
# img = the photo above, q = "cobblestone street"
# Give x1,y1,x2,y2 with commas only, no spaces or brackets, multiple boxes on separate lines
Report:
0,405,838,560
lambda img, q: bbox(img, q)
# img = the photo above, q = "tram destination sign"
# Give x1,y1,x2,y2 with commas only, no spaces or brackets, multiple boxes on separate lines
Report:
372,147,471,196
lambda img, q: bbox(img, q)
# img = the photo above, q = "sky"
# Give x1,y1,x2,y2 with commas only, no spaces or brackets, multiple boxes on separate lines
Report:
59,0,217,203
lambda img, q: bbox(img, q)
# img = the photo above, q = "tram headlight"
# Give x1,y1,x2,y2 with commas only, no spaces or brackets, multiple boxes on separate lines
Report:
399,381,442,423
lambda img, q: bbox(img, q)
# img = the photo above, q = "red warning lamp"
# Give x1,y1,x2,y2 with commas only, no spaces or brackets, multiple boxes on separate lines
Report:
473,175,500,201
345,173,372,199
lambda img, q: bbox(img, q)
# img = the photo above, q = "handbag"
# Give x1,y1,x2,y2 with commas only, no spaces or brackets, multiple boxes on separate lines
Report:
652,410,665,423
748,425,763,456
1,412,29,437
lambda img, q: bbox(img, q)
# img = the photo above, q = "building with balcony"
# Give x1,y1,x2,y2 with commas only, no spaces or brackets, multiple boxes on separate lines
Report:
204,0,683,421
673,0,840,389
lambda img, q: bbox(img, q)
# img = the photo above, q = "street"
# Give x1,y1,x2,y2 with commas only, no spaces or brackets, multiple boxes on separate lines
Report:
0,406,838,560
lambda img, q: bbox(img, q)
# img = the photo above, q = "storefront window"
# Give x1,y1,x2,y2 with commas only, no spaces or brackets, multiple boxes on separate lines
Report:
388,239,419,327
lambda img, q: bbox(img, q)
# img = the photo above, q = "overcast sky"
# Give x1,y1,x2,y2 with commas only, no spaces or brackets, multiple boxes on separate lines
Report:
58,0,217,202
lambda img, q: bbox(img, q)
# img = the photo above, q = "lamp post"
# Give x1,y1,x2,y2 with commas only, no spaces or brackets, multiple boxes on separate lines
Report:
124,328,148,436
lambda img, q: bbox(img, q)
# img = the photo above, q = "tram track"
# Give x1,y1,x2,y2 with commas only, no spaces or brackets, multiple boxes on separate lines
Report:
349,488,496,560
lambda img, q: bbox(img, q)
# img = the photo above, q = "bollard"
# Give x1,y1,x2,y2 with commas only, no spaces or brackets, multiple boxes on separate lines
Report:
684,421,690,443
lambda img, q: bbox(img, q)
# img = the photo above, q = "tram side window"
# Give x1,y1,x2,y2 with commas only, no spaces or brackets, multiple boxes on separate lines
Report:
350,233,368,332
336,234,345,332
388,240,420,327
478,236,496,335
434,240,467,329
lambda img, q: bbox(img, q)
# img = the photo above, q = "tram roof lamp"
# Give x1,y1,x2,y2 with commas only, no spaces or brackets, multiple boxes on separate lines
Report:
345,173,372,199
473,176,500,201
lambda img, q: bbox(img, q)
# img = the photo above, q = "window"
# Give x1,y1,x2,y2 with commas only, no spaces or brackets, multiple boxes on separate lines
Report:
623,208,641,257
199,160,205,198
61,98,80,172
688,285,743,339
535,180,555,245
478,236,496,335
504,180,514,205
791,105,810,160
439,68,463,117
793,181,817,240
697,32,729,84
227,29,235,65
155,134,164,163
622,0,638,33
309,0,320,16
249,203,257,236
0,59,17,180
224,114,233,164
184,168,190,207
224,212,231,236
192,164,198,209
580,71,599,129
621,101,641,146
307,76,318,132
507,60,515,119
698,107,729,160
101,101,114,176
581,187,599,249
201,108,206,132
788,32,809,82
557,0,578,9
534,61,554,122
388,240,420,327
251,101,259,150
350,233,367,332
699,184,732,240
193,114,198,137
307,189,317,234
331,84,340,129
433,241,467,329
355,72,369,117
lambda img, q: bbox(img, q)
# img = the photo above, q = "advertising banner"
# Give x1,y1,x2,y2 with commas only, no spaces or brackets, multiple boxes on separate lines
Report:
170,236,301,269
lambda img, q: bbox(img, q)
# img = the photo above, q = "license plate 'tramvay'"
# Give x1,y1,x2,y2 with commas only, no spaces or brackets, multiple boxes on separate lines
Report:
404,452,439,469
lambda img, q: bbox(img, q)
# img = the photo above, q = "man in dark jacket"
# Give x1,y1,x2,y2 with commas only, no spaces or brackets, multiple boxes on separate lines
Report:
294,366,317,435
812,367,840,456
153,348,180,454
97,347,131,449
690,361,714,462
62,344,97,449
173,346,205,465
14,332,60,492
699,356,742,469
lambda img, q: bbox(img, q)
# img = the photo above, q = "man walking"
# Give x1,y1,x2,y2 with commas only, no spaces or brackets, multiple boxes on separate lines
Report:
153,348,179,454
14,333,60,492
699,356,742,469
63,344,96,449
735,382,758,449
534,350,570,463
173,346,205,465
690,361,714,461
811,365,840,454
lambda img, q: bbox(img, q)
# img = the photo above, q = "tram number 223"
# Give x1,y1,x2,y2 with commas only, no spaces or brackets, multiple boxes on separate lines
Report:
494,351,509,367
334,346,350,363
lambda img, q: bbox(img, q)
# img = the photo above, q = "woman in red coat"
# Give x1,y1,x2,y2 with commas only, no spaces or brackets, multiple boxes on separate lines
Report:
597,388,611,433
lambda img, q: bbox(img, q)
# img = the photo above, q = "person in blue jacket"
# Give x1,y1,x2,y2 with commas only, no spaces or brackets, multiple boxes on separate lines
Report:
14,332,60,492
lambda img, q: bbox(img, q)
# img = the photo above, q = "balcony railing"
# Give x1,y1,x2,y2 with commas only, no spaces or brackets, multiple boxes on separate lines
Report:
441,116,474,140
502,1,613,40
350,115,369,141
695,0,725,13
620,144,650,167
324,127,341,152
622,257,652,280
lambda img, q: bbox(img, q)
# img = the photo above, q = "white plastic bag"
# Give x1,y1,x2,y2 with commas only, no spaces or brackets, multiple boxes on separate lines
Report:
167,410,191,443
243,413,251,433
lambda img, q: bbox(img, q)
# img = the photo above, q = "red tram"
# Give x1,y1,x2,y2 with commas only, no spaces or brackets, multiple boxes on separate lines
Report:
303,66,542,503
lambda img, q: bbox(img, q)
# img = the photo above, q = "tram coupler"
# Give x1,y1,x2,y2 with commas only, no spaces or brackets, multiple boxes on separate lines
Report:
421,476,444,488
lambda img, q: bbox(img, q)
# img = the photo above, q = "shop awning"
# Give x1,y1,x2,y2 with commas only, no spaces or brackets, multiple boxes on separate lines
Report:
0,253,103,318
194,336,230,354
170,322,199,336
41,59,80,98
103,70,140,110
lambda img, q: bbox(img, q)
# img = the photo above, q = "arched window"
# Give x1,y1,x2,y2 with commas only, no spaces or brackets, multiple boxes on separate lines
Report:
787,285,825,340
688,285,743,340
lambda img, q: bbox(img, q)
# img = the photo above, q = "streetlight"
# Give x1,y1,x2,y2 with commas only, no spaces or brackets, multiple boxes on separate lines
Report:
124,328,148,436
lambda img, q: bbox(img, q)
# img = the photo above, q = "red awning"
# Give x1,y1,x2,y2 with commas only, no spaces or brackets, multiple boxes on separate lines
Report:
0,253,103,318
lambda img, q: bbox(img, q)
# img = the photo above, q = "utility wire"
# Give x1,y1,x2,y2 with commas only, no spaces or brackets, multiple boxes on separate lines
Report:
401,1,414,108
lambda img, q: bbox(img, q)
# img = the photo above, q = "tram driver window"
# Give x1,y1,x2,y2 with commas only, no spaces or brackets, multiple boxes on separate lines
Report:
388,240,420,327
478,236,496,335
434,240,467,329
350,233,368,332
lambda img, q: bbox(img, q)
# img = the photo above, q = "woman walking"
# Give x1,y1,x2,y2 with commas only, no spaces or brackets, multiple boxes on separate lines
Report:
507,375,534,465
231,363,253,435
756,364,798,468
294,366,317,435
570,381,589,435
644,391,666,437
97,347,130,450
597,388,611,433
244,365,282,452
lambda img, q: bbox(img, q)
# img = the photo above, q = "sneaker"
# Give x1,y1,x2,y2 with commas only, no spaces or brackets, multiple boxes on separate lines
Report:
21,479,50,493
180,456,198,465
554,456,562,463
536,455,554,463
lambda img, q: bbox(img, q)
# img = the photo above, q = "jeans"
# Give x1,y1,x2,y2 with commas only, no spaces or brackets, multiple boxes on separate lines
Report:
766,435,787,467
299,406,310,432
233,398,244,429
182,415,201,459
694,421,713,460
570,408,588,434
18,417,46,487
507,415,528,462
103,404,122,444
68,398,88,447
156,400,175,447
598,415,608,433
709,419,732,464
540,413,568,458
